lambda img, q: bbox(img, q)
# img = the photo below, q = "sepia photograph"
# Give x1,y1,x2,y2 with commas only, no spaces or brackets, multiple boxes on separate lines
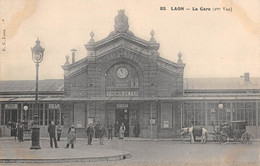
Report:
0,0,259,165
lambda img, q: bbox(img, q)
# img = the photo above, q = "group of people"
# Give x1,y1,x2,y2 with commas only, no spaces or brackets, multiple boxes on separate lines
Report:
47,121,76,149
112,121,140,139
9,121,25,142
45,120,140,148
10,119,140,149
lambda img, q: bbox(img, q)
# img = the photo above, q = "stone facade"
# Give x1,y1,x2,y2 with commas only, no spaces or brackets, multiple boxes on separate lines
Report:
62,10,185,138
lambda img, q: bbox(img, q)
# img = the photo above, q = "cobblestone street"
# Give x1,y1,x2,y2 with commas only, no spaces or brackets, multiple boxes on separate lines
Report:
0,138,259,166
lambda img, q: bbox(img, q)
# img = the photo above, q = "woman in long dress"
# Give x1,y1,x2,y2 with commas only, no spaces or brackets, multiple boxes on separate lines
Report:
65,124,76,148
119,123,126,139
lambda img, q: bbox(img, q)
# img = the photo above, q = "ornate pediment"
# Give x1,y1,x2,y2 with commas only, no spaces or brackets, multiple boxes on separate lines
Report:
84,10,160,58
95,37,151,58
157,57,185,75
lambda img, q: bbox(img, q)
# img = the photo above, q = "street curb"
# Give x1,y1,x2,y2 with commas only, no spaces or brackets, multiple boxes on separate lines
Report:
1,137,259,142
0,152,132,163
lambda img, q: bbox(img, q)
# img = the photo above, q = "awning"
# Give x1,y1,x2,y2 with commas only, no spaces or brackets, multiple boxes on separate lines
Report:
61,96,260,101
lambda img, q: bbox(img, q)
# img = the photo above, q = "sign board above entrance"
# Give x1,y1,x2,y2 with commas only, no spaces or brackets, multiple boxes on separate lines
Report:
117,104,128,108
106,91,139,96
5,104,18,109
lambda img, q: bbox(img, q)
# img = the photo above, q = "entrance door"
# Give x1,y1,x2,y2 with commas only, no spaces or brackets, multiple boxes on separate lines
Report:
116,109,129,137
11,110,17,122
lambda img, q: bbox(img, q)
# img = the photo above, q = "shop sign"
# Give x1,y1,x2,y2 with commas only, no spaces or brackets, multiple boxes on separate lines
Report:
150,118,156,125
117,104,128,108
5,104,18,109
210,109,216,113
76,120,83,128
163,121,169,128
106,91,139,96
49,104,60,109
88,118,94,125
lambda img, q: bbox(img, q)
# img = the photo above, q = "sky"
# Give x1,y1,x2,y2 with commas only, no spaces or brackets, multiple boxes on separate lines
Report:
0,0,259,80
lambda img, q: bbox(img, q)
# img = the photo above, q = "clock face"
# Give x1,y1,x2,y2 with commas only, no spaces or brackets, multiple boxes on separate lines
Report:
116,67,129,79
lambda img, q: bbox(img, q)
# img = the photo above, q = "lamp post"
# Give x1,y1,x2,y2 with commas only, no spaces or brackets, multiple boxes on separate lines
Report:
30,38,44,150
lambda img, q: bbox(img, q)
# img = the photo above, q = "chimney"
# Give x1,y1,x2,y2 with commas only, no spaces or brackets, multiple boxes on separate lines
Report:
240,72,250,81
244,72,250,81
71,49,77,64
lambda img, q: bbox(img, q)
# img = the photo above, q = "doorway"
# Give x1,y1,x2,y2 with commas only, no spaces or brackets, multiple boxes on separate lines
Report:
116,109,129,137
11,110,17,122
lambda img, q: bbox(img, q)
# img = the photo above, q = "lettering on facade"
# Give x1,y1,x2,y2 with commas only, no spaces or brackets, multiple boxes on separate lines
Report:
4,104,18,109
106,91,139,96
117,104,128,108
48,104,60,109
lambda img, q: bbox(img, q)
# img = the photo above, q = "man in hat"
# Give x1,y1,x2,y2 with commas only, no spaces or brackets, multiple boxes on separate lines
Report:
86,123,94,145
98,124,105,145
48,121,58,148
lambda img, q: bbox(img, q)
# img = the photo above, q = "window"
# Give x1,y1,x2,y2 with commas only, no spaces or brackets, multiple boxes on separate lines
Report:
74,103,85,128
160,103,172,128
183,102,205,127
1,109,4,125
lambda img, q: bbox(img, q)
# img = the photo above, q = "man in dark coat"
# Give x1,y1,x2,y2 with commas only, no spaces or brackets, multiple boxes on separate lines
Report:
48,121,58,148
114,121,120,137
94,121,101,138
86,124,94,145
18,122,24,142
98,124,105,145
133,122,140,137
107,122,113,140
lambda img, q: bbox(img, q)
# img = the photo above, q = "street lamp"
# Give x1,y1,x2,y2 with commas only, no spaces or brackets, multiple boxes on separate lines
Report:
30,38,44,150
218,101,223,110
23,105,28,122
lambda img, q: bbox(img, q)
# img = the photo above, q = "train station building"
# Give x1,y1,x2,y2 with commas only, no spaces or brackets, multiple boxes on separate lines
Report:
0,10,260,138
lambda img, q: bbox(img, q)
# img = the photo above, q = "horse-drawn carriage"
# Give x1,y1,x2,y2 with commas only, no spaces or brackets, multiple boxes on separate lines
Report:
214,121,254,144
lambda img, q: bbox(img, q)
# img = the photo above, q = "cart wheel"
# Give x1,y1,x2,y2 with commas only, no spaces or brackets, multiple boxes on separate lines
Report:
241,132,254,144
218,134,229,144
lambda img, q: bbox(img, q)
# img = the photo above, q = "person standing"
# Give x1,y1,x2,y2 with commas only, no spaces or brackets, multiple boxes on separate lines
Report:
65,124,76,148
133,122,140,137
119,123,126,139
86,124,94,145
14,123,18,140
56,124,62,141
114,121,120,137
18,122,24,142
48,121,58,148
107,122,113,140
98,124,105,145
94,121,101,138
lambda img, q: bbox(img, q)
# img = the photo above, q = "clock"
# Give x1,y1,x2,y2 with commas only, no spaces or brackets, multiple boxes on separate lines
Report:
117,67,129,79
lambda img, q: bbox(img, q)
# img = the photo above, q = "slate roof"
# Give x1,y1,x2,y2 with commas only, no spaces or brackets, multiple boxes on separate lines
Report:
0,77,260,94
0,79,64,93
184,77,260,90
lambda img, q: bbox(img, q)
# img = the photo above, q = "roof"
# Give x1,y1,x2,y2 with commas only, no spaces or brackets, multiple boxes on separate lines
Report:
184,77,260,90
0,79,64,93
0,77,260,94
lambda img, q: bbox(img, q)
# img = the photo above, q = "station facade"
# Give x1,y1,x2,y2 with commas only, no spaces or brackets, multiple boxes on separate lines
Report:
0,10,260,138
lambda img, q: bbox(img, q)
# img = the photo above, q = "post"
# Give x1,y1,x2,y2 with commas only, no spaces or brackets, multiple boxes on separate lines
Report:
30,63,41,150
30,38,44,149
180,102,183,129
150,102,153,139
256,101,258,138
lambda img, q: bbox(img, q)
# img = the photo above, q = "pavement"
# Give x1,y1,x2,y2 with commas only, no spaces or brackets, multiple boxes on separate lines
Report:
0,137,131,164
0,136,259,165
